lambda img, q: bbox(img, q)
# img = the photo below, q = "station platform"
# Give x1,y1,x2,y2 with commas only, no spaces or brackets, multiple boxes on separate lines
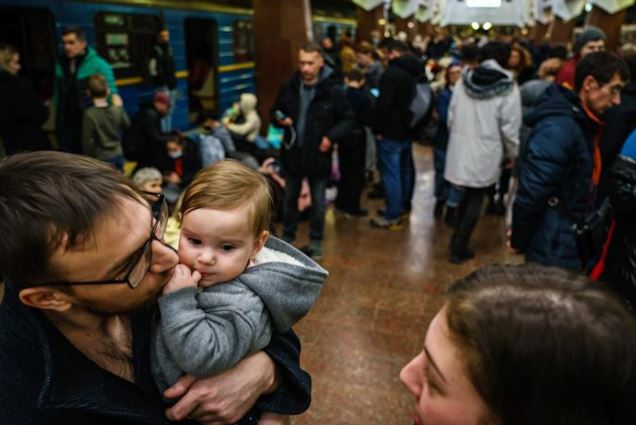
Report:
290,144,521,424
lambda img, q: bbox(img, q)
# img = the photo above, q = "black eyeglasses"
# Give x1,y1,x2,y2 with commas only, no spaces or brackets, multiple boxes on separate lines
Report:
30,192,170,289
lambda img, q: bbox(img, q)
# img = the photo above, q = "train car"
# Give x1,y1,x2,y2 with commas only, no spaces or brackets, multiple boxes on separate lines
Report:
0,0,355,132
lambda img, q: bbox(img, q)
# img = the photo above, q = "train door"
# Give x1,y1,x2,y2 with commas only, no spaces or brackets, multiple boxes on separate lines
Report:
184,18,218,123
0,6,56,115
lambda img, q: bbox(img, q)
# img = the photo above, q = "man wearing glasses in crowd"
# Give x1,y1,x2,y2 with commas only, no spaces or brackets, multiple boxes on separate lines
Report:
0,152,309,424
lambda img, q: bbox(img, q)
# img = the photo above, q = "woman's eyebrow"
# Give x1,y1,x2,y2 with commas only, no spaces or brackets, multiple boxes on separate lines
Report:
424,346,448,383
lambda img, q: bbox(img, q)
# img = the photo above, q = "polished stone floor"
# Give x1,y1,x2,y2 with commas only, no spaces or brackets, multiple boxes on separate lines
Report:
289,144,521,425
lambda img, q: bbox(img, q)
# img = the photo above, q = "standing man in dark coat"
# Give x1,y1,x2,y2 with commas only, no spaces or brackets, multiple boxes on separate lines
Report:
55,26,121,154
271,42,354,260
597,48,636,204
511,52,629,270
147,27,177,131
123,92,171,170
371,40,427,229
0,43,50,155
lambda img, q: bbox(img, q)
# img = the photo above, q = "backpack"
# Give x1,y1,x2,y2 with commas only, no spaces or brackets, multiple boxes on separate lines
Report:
409,77,433,128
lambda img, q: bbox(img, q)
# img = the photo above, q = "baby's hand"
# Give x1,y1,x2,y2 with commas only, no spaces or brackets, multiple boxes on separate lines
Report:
163,264,201,295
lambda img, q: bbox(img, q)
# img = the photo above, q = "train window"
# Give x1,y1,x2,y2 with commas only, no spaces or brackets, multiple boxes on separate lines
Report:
233,20,254,62
94,12,161,79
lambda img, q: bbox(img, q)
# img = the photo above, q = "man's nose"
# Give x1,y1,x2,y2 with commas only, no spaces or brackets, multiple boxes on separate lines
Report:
149,240,179,273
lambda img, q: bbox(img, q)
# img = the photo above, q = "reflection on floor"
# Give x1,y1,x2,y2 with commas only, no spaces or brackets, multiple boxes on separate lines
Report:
290,144,521,425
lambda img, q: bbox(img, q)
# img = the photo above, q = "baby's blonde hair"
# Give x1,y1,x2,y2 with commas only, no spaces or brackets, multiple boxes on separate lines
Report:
181,160,272,236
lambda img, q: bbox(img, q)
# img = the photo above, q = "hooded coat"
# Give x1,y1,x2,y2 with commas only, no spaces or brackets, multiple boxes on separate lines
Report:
151,237,327,392
271,67,354,177
373,54,427,140
512,85,597,270
227,93,261,142
444,59,521,188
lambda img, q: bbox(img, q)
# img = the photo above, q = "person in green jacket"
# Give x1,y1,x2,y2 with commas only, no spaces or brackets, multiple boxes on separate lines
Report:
55,25,122,154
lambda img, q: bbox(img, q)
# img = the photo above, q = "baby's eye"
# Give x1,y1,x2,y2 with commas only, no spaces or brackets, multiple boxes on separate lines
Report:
221,244,235,252
188,238,202,246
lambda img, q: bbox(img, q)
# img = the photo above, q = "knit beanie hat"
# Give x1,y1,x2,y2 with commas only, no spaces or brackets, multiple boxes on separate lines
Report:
574,26,606,54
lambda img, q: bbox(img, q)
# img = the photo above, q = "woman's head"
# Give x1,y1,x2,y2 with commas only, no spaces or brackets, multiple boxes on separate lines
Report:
0,43,20,75
401,264,636,425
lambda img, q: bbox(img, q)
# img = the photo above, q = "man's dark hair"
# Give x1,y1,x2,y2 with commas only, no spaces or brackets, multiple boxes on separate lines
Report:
345,68,364,82
446,264,636,425
386,40,410,55
300,41,323,57
480,41,511,68
460,43,481,64
574,51,630,92
62,25,87,42
0,152,141,286
547,44,568,60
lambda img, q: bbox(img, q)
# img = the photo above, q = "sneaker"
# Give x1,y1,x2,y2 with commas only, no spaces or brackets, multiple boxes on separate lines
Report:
377,208,410,221
449,247,475,264
370,216,404,230
300,241,323,260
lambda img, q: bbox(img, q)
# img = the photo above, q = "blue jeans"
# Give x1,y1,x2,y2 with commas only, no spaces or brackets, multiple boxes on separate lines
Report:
377,138,414,220
283,174,327,242
433,147,448,200
446,184,465,209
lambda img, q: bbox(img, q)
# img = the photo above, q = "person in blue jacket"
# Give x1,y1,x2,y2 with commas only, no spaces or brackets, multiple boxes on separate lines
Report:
0,151,311,425
511,51,629,270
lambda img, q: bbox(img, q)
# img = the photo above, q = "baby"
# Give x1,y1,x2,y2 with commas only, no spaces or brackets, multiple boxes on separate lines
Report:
151,160,327,423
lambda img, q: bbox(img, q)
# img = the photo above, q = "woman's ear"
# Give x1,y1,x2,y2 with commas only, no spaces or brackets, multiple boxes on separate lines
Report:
19,287,73,312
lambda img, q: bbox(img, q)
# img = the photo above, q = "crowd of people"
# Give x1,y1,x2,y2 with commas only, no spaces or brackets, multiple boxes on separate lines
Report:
1,20,636,425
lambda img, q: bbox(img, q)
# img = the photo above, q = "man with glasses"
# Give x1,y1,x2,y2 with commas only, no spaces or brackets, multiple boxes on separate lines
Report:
0,152,310,424
510,51,630,270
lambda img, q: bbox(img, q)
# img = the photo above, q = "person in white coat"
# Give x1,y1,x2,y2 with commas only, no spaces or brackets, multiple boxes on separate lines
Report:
445,41,521,263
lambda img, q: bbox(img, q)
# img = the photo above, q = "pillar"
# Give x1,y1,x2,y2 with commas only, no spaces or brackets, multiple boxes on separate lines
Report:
586,5,627,52
355,5,386,43
549,17,577,45
253,0,311,132
531,21,549,44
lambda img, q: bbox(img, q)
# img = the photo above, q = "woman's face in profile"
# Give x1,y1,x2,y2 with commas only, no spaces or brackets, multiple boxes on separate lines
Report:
400,308,491,425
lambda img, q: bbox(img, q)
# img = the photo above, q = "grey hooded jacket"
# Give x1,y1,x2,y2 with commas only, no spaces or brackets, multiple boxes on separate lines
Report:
151,237,327,392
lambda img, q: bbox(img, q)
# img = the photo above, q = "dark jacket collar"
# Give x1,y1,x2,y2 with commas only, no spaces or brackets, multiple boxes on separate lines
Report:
1,281,175,424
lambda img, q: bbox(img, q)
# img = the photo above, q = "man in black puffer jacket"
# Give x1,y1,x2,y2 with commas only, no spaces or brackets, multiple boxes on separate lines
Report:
511,52,629,270
597,48,636,205
271,42,354,259
371,40,427,229
600,130,636,312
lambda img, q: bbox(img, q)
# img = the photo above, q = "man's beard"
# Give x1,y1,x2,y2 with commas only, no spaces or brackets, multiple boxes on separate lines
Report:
87,270,172,316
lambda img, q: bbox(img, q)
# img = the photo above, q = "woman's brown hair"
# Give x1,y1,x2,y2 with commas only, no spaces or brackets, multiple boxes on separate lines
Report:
445,264,636,425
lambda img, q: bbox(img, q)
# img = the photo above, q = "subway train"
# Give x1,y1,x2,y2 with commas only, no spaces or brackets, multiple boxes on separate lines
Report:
0,0,355,131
